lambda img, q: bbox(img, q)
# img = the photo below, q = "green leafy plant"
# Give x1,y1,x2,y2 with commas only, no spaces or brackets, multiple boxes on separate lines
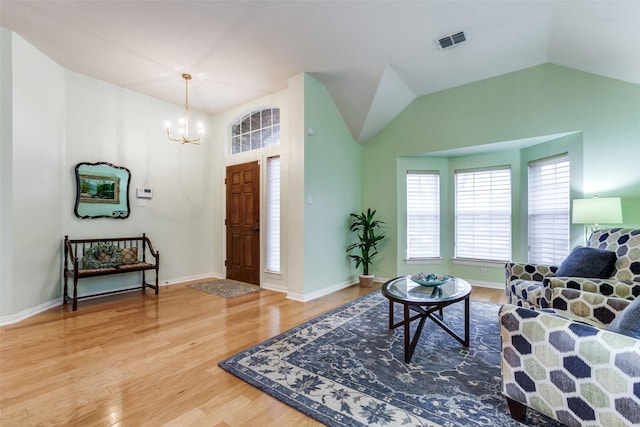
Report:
346,208,386,275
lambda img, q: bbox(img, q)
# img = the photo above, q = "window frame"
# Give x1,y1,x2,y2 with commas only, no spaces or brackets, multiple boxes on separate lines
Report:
406,171,441,260
527,154,570,265
454,166,512,262
230,108,280,154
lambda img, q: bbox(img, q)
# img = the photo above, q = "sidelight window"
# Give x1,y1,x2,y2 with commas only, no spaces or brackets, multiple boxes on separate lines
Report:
266,156,281,273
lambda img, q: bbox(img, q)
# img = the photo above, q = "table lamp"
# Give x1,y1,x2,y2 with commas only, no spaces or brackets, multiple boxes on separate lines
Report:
572,196,623,242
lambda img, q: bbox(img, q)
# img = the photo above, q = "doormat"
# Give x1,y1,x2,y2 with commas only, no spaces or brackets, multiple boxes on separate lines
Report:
188,279,260,298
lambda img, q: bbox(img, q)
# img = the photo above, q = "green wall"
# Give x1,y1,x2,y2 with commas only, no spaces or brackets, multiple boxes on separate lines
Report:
365,64,640,284
303,74,363,292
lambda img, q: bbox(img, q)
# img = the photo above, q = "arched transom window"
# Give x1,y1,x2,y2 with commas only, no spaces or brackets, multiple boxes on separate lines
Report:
231,108,280,154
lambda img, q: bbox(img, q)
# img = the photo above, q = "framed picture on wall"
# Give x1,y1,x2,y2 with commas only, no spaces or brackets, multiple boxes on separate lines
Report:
78,174,120,204
74,162,131,219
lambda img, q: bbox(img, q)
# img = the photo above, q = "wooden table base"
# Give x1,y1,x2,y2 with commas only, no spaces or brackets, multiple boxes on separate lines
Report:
387,295,470,363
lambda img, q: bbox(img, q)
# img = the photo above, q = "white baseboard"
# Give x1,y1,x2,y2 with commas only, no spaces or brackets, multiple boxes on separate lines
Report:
160,272,221,286
286,278,359,302
469,279,504,290
0,297,63,326
261,282,288,293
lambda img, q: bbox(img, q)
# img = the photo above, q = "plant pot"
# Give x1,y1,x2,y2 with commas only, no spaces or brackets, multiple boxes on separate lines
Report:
359,274,375,288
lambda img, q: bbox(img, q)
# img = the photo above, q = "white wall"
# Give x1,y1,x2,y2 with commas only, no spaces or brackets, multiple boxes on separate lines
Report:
287,74,306,297
0,28,15,316
1,31,220,321
63,71,218,290
209,79,297,294
5,32,65,317
0,31,354,322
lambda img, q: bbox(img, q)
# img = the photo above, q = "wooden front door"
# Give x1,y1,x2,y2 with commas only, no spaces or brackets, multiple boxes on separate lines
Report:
226,161,260,285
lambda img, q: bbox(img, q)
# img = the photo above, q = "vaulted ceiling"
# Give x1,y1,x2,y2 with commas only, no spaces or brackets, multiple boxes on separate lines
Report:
2,1,639,142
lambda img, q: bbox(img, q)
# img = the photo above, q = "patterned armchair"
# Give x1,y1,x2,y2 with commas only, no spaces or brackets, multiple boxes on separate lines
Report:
499,228,640,425
506,228,640,310
505,262,557,308
499,301,639,426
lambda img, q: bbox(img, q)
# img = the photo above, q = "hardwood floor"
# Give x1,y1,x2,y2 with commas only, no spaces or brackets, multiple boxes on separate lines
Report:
0,280,505,426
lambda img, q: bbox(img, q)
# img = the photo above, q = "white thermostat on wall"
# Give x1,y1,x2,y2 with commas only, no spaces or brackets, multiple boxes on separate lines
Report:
137,187,153,198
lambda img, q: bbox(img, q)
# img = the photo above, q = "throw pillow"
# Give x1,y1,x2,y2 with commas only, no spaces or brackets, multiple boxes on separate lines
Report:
555,246,617,278
120,247,138,265
608,297,640,339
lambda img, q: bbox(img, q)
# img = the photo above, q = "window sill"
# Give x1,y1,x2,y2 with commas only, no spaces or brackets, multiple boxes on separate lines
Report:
264,270,282,278
452,258,507,267
404,258,442,265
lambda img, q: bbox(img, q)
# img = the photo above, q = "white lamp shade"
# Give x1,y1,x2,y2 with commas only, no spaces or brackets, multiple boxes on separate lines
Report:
572,197,623,225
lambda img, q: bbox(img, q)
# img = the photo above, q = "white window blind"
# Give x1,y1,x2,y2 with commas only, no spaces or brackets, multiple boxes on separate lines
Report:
528,155,570,265
266,156,281,273
455,167,511,261
406,172,440,258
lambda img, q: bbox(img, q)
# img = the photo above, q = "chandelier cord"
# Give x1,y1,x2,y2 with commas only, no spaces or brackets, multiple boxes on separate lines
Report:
183,73,190,138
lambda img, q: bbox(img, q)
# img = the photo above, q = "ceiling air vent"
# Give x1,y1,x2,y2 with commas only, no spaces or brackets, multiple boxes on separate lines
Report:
437,31,468,49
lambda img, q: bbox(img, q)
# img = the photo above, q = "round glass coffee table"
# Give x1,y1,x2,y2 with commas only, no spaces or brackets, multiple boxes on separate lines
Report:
381,275,471,363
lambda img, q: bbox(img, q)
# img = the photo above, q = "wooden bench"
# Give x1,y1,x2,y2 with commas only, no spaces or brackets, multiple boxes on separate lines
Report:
63,234,159,311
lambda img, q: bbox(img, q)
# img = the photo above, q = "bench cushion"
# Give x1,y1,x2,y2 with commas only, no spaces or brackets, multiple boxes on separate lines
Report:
77,267,118,276
116,262,154,271
76,263,155,277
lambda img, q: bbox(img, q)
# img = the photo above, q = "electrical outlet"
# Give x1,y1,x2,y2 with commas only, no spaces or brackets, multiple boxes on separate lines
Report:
480,268,487,276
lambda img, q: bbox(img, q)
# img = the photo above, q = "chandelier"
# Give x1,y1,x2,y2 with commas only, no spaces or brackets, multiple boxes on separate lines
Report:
165,73,204,144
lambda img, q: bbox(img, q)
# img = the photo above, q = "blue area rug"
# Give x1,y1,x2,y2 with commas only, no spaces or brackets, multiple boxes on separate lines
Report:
219,291,561,426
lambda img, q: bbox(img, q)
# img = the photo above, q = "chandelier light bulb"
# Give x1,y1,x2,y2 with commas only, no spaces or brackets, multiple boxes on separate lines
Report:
165,73,203,144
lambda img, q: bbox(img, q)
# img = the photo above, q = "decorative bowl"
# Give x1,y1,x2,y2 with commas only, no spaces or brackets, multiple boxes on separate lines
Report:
409,273,452,287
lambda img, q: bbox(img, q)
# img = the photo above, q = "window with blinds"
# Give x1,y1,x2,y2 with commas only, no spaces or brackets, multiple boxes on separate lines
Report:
406,172,440,258
528,155,570,265
455,167,511,261
266,156,281,273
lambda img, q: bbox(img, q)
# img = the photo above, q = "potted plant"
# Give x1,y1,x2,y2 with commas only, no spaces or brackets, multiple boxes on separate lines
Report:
347,208,386,287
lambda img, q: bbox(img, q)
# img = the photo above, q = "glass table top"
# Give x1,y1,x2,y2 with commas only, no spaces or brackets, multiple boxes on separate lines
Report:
382,275,471,304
